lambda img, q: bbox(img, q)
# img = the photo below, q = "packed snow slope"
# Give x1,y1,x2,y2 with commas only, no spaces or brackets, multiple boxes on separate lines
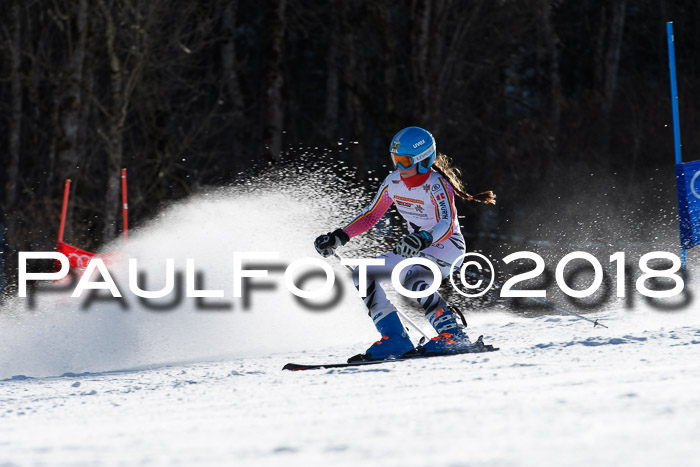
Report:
1,307,699,466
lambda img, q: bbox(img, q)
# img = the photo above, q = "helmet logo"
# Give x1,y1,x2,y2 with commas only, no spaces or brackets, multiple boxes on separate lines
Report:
391,140,401,151
413,139,425,148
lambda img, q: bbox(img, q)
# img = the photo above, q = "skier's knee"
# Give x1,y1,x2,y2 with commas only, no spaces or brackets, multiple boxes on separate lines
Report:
402,265,441,290
401,268,427,289
353,266,385,290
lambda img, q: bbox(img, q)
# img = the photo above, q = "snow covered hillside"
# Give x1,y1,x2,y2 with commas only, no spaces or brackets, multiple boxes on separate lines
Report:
1,308,699,466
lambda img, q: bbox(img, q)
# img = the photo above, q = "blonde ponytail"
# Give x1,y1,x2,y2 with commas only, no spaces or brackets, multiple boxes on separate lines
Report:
432,153,496,205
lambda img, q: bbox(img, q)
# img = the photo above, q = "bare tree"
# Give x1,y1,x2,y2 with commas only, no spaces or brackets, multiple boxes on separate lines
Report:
55,0,88,184
324,0,340,143
97,0,147,242
593,0,627,152
377,1,397,135
410,0,432,124
262,0,287,163
4,0,23,211
221,0,247,163
541,0,563,154
602,0,627,117
340,0,367,181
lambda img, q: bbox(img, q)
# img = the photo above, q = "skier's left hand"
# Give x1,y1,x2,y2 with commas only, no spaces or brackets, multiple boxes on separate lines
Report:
314,228,349,257
393,231,433,258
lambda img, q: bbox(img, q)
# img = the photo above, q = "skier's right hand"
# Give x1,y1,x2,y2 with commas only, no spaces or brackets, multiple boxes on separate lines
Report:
314,228,349,257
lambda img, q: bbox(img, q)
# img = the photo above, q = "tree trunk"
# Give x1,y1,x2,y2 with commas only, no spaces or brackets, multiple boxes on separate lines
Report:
221,0,244,127
377,1,396,134
324,0,340,144
5,0,23,211
221,0,249,169
222,0,243,119
601,0,627,152
340,1,366,182
47,88,60,194
56,0,88,184
410,0,432,124
77,19,94,184
1,0,24,292
603,0,627,115
433,1,483,136
262,0,287,163
542,0,562,155
593,4,607,92
100,0,124,243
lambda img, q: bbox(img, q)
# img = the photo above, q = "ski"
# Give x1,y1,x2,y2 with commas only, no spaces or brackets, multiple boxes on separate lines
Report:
283,360,394,371
283,336,498,371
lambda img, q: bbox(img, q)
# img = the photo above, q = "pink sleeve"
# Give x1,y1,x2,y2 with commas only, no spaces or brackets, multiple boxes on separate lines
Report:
343,183,393,239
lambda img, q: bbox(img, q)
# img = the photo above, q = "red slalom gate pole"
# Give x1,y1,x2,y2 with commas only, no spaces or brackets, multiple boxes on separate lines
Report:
121,168,128,242
58,179,71,244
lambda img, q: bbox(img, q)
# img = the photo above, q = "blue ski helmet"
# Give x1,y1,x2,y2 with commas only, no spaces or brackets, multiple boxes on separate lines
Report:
389,127,436,174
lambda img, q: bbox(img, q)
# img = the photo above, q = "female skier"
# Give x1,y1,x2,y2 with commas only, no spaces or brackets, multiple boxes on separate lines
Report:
314,126,496,361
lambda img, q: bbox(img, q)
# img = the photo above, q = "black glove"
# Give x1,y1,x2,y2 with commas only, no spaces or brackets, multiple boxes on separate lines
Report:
314,228,350,257
393,230,433,258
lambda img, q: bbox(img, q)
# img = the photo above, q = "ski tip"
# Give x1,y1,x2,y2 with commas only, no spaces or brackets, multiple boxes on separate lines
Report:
282,363,308,371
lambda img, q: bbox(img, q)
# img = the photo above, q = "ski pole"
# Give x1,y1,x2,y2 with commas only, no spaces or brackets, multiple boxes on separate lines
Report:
418,252,608,329
332,253,433,342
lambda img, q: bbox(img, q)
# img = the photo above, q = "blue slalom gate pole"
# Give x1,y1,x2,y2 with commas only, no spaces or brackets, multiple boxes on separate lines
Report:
667,21,687,270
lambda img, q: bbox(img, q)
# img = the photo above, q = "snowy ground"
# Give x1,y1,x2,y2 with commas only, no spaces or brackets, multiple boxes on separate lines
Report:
2,188,699,466
2,307,699,466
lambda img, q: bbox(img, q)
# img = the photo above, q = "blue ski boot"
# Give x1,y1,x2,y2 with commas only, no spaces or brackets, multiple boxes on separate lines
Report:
420,306,473,355
348,311,414,362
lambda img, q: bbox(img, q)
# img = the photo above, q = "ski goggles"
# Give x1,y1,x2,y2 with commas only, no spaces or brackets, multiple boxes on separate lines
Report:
391,153,417,170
